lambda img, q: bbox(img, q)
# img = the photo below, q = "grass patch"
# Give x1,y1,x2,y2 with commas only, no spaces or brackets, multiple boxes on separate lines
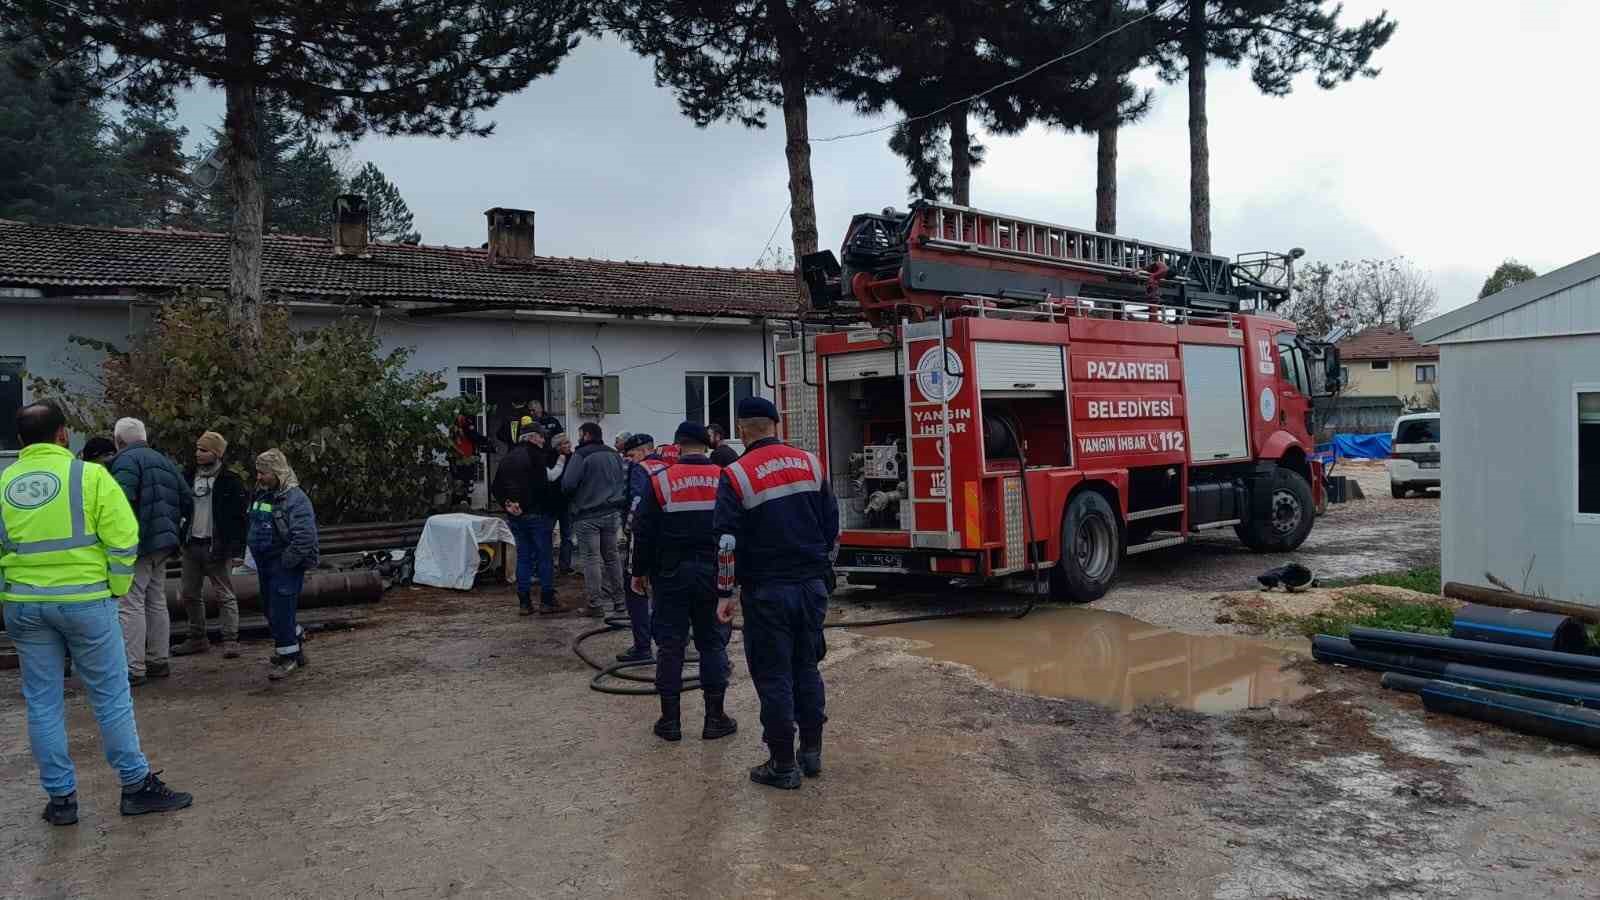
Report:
1322,566,1441,595
1226,591,1455,639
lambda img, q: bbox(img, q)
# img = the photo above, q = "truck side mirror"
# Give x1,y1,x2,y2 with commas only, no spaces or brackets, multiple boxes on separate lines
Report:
1317,345,1342,396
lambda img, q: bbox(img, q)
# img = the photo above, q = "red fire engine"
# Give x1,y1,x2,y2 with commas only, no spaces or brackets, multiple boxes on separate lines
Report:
783,201,1341,601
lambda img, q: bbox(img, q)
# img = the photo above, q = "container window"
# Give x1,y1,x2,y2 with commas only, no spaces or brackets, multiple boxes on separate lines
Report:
1580,392,1600,516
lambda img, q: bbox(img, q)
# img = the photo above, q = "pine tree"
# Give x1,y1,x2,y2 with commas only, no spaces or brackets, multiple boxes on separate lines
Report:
349,163,420,243
833,1,1145,209
605,0,853,268
4,0,590,339
1149,1,1396,252
0,47,119,225
105,107,194,228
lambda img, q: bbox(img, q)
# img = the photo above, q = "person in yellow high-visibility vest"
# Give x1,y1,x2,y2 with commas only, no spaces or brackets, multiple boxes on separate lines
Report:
0,402,194,827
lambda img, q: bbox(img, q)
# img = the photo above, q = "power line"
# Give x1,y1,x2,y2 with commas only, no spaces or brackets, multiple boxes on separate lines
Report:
810,0,1176,144
605,201,793,376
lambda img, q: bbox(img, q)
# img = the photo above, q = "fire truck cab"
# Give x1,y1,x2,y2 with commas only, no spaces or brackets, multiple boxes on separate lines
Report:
782,201,1340,602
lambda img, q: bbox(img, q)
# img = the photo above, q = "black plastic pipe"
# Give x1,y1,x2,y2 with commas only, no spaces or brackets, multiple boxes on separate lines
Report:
1379,673,1600,751
1346,626,1600,681
1312,635,1600,709
1451,603,1590,654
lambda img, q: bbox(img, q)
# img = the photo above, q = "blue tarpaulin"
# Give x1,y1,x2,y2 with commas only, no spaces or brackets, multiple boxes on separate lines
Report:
1316,433,1392,460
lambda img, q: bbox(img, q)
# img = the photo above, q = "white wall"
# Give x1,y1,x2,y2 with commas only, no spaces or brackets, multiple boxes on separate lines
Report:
1440,333,1600,605
2,298,773,450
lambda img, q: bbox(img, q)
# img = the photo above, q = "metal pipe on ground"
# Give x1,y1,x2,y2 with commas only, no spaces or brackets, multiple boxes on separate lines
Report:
1346,626,1600,681
162,570,383,620
1312,635,1600,709
1380,673,1600,750
1442,582,1600,626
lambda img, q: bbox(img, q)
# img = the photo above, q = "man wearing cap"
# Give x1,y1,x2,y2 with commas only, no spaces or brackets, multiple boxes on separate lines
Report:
618,433,667,663
172,431,249,659
713,396,838,790
492,420,568,615
631,422,737,742
561,423,627,618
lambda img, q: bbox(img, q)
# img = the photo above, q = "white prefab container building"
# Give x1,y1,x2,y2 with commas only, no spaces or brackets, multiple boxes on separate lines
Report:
1415,252,1600,605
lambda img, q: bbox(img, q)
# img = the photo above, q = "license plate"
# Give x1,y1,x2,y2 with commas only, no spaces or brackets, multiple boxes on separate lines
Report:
851,552,903,569
1420,462,1438,469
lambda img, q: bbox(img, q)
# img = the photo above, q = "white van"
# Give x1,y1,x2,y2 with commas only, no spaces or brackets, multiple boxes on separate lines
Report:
1389,412,1440,498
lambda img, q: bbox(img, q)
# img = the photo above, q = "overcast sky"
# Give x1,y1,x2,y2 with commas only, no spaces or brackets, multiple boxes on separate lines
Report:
175,0,1599,317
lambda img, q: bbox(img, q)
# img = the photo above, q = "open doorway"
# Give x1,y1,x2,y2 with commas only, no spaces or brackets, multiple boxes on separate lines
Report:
460,371,547,509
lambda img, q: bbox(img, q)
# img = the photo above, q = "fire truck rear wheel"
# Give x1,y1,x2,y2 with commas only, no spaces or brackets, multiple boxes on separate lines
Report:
1051,491,1121,603
1236,467,1315,552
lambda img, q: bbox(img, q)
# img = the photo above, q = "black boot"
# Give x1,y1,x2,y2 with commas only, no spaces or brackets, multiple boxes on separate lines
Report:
119,771,193,816
702,689,738,740
749,739,802,790
538,589,559,614
799,727,823,778
42,793,77,826
654,695,682,742
518,591,533,616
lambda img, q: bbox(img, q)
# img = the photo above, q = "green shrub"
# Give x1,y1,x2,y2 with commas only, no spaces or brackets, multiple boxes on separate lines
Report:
31,299,477,525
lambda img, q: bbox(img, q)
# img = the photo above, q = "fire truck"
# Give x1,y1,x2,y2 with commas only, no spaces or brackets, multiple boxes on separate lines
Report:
779,200,1341,602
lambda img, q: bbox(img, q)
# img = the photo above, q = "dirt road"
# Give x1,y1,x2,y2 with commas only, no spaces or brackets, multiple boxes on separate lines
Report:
3,487,1596,898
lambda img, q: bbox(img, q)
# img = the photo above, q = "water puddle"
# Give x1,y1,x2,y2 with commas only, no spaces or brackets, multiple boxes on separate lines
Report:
864,607,1311,714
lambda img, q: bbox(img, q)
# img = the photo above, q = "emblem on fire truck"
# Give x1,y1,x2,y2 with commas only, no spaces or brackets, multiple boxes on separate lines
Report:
914,347,964,403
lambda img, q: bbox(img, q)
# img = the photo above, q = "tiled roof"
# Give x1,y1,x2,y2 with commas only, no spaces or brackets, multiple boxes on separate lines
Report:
0,219,803,318
1336,325,1440,361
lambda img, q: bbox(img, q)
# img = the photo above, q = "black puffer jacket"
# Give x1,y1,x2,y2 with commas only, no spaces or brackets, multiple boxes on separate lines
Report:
182,463,250,558
491,443,566,518
110,442,194,556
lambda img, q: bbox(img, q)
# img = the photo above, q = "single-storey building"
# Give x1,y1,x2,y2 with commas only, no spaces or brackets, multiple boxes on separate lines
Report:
1415,251,1600,605
0,203,800,505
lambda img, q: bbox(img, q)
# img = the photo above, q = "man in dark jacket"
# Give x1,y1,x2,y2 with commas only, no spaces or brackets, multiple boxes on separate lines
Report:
247,449,318,681
491,420,568,615
714,397,839,790
172,431,249,659
109,417,192,685
708,425,739,467
631,422,737,743
618,433,668,662
560,422,626,618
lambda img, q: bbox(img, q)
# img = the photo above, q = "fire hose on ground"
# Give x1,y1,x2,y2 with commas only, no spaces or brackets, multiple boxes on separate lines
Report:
574,599,1037,696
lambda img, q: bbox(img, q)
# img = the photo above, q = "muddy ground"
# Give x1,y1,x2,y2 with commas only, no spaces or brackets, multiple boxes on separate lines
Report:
4,478,1598,899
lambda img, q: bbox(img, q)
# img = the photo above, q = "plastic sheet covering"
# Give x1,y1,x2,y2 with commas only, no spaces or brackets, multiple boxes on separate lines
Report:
413,513,515,590
1314,432,1392,460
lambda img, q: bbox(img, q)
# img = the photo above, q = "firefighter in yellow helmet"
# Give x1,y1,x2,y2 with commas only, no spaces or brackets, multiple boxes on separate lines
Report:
0,401,193,826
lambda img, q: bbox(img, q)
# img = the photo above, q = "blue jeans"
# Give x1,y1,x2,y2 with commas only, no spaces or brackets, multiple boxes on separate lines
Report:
3,599,150,797
257,558,305,656
652,560,729,699
557,511,575,572
741,579,829,753
507,513,555,597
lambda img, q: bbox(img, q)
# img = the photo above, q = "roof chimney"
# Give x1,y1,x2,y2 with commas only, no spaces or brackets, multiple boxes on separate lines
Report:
485,207,535,264
333,194,370,258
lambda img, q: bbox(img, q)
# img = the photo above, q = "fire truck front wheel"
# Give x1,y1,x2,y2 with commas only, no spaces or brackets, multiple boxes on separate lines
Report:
1236,467,1316,552
1051,490,1121,603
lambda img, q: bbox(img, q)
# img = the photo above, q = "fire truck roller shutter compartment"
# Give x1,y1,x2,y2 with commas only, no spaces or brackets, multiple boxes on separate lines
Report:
826,350,909,531
974,342,1067,393
1180,344,1250,463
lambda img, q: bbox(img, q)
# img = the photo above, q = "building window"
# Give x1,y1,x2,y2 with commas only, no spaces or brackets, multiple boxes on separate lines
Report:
1415,365,1436,384
686,373,755,434
1370,360,1390,371
1,356,24,452
1580,390,1600,517
1339,366,1350,385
